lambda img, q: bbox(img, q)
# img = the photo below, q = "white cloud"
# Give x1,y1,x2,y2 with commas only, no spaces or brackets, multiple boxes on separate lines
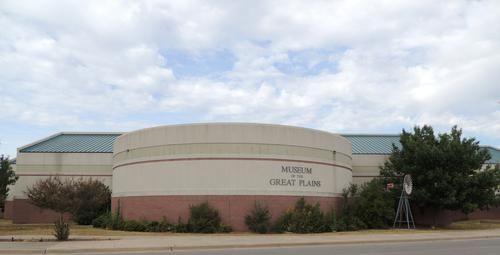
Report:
1,0,500,156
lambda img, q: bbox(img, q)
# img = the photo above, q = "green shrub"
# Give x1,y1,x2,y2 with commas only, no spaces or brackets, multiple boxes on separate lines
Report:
110,203,124,230
143,218,172,232
72,179,111,225
324,209,337,232
271,213,289,233
220,224,233,233
337,214,366,231
122,220,147,232
187,202,222,233
92,213,111,228
54,216,70,241
290,198,329,233
157,217,172,232
245,202,272,233
275,198,330,233
354,178,395,229
337,184,366,231
173,217,189,233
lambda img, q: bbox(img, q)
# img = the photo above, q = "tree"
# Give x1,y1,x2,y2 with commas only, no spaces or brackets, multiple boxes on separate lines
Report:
25,177,111,240
25,177,77,215
0,155,18,210
380,125,500,215
26,177,76,240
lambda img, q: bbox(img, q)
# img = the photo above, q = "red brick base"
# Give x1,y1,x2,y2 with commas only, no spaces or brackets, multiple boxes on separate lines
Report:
4,201,13,219
10,199,71,224
112,195,342,231
413,207,500,227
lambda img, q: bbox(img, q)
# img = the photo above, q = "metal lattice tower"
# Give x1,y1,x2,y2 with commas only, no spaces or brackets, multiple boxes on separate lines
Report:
393,175,416,229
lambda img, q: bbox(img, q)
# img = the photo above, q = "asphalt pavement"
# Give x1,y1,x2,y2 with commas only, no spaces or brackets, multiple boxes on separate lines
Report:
2,229,500,254
91,238,500,255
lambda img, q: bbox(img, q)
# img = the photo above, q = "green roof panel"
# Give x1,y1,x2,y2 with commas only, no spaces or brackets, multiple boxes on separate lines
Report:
18,132,500,163
20,133,122,153
341,135,500,164
485,147,500,164
341,134,401,154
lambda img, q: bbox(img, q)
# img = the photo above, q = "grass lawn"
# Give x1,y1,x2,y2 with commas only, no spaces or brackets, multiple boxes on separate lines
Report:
444,219,500,230
1,219,499,236
0,219,162,236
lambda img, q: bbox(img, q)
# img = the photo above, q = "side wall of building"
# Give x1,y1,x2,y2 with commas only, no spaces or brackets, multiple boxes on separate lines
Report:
351,154,388,185
9,152,113,223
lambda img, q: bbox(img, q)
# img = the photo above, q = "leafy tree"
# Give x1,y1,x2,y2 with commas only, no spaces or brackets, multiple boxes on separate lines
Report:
25,177,77,215
380,125,500,214
26,177,76,241
26,177,111,223
0,155,18,209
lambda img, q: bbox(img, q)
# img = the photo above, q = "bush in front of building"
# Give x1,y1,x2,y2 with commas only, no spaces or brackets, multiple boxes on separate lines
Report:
93,211,173,232
336,184,366,231
122,220,147,232
143,218,173,232
72,179,112,225
273,198,332,233
187,202,224,233
92,213,111,228
354,178,395,229
245,202,272,233
91,203,233,233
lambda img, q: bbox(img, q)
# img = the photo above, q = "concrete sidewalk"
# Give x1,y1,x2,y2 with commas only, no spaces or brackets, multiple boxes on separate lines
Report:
1,229,500,254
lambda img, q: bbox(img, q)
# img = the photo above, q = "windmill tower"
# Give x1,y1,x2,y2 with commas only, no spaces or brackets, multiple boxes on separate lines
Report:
393,174,416,229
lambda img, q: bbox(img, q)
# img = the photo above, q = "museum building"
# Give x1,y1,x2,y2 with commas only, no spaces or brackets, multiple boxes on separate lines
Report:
5,123,500,231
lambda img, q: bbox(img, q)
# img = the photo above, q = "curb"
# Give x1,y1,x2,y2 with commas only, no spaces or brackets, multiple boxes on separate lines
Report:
1,235,499,254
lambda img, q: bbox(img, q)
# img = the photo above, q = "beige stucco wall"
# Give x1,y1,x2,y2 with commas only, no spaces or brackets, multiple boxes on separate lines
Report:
113,123,353,198
12,152,113,199
351,154,388,185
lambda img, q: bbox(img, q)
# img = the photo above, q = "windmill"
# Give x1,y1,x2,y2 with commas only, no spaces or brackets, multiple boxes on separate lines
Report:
393,174,416,229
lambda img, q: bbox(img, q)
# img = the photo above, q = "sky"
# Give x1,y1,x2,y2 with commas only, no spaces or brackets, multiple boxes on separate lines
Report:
1,0,500,157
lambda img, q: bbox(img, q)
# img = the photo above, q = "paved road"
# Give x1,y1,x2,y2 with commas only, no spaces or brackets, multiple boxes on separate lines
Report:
91,238,500,255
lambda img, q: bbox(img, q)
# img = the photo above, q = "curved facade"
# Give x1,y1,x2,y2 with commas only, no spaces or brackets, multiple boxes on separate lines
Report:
112,123,352,230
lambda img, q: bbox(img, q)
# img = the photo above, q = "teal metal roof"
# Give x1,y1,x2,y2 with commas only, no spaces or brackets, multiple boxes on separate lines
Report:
341,135,500,163
485,146,500,164
18,132,499,162
341,134,401,154
19,133,122,153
